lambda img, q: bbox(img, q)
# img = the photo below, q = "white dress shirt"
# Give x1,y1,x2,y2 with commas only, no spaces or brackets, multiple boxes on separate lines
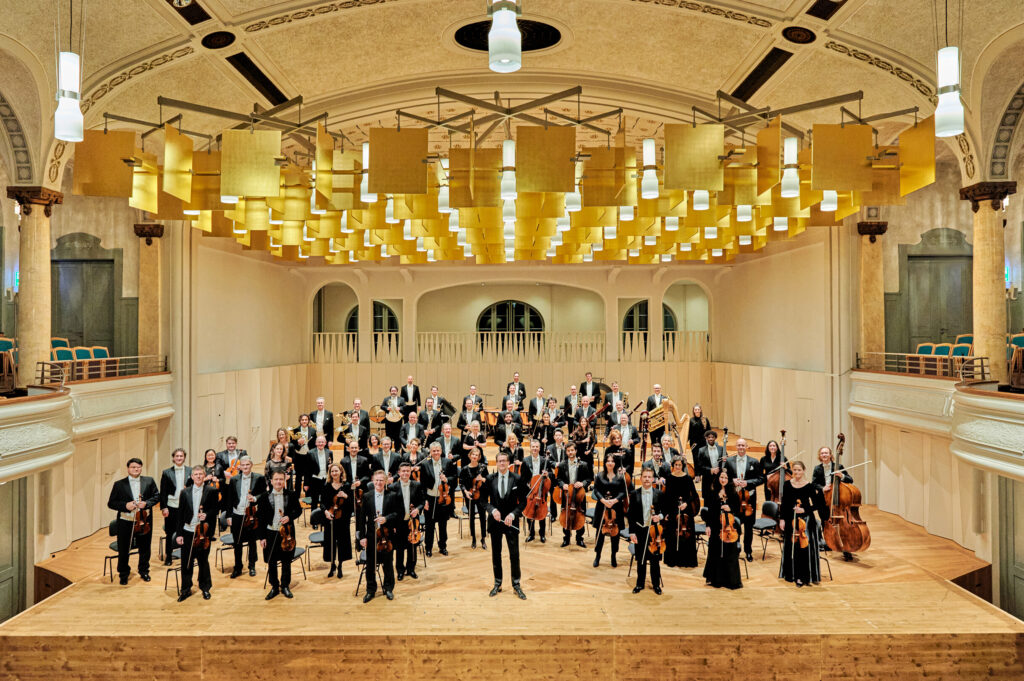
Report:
233,474,252,515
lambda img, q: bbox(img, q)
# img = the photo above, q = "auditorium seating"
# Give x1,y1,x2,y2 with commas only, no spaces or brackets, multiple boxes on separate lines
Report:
955,334,973,345
0,338,14,352
50,338,69,348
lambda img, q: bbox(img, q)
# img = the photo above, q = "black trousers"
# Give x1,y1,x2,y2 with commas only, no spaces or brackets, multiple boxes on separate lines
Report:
263,530,295,588
594,531,620,557
115,518,152,578
635,552,662,588
394,531,417,573
305,477,325,506
527,515,546,538
384,421,402,445
178,531,212,592
489,523,521,586
162,507,179,561
230,513,258,570
465,496,487,540
560,503,585,541
364,540,395,594
425,498,450,551
739,512,755,555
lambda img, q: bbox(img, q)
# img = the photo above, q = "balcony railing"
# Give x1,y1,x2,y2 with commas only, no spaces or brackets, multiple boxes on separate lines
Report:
312,332,359,363
856,352,989,381
416,331,606,365
35,355,168,386
622,330,711,362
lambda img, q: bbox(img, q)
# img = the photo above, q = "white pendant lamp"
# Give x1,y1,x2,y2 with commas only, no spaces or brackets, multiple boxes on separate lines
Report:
488,1,522,73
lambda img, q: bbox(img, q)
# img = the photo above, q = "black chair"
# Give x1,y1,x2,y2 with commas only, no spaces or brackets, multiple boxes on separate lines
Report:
215,533,234,572
756,501,781,560
163,547,182,591
353,549,384,596
306,510,326,570
103,539,138,582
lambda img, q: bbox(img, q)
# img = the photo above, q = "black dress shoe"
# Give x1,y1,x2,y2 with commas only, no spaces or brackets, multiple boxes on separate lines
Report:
745,553,753,562
513,585,527,600
397,573,404,581
385,590,394,600
249,567,256,576
363,591,375,603
653,586,662,595
481,540,487,549
525,535,535,543
576,539,587,548
265,588,279,600
489,584,502,597
471,539,477,549
119,575,129,585
177,589,192,602
281,587,293,599
230,569,242,579
425,550,432,557
439,548,448,556
407,571,418,579
610,555,617,568
593,557,600,568
540,536,546,544
327,566,336,578
843,552,854,561
139,573,151,582
163,559,173,566
632,586,643,594
202,590,211,600
560,539,570,547
795,580,805,588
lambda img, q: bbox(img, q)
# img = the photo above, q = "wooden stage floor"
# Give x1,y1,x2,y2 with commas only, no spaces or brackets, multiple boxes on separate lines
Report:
2,505,1022,680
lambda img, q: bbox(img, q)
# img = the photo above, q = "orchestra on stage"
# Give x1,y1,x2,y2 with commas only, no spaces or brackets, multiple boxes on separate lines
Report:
108,374,867,602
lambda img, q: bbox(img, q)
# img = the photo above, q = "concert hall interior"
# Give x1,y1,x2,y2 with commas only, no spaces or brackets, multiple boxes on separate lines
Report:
1,0,1024,678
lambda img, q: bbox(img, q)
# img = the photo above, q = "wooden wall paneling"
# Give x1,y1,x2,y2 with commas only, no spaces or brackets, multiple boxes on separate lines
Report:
70,440,99,540
877,424,900,516
927,434,955,540
899,428,925,525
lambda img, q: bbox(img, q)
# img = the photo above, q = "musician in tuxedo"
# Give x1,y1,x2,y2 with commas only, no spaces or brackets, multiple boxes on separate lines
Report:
642,444,672,484
660,434,681,463
258,470,301,600
506,372,526,410
388,461,424,581
461,421,487,464
400,411,426,452
359,469,401,602
215,436,247,482
401,376,421,418
107,458,159,584
174,466,219,602
371,437,403,480
436,423,466,466
543,397,563,428
419,397,445,446
628,468,667,594
305,435,333,505
645,384,669,445
223,456,266,578
483,451,527,599
563,385,581,430
580,372,600,403
521,440,550,543
495,410,523,448
352,398,370,432
695,429,730,501
574,395,597,426
419,442,457,556
463,385,485,411
427,386,453,417
527,387,546,425
159,448,189,565
556,444,593,548
340,439,372,557
309,396,335,445
339,410,369,450
291,414,316,497
611,412,639,473
604,381,626,428
456,398,481,433
727,438,765,562
381,386,407,444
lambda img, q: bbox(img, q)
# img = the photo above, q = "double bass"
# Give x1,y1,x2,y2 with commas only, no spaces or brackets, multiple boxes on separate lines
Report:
821,433,871,554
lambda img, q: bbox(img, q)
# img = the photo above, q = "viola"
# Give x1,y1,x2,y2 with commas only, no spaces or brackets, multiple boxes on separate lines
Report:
793,513,809,549
438,478,452,506
242,498,259,532
523,470,551,522
407,516,422,545
621,471,631,512
227,458,240,478
132,497,152,536
600,506,619,537
738,485,754,517
375,519,392,553
330,487,346,518
719,511,739,544
821,433,871,554
677,500,694,541
193,505,212,550
647,517,666,555
278,509,296,552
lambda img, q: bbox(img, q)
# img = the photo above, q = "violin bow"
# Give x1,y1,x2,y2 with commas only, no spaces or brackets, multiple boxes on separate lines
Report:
263,508,284,590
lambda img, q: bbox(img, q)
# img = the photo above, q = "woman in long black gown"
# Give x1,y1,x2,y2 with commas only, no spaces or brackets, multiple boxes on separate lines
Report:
686,404,711,453
778,460,829,587
458,447,489,549
592,453,626,567
702,469,743,589
663,456,700,568
320,463,352,578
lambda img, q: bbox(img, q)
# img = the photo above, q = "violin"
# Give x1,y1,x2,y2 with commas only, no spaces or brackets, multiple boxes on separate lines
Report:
132,496,152,536
676,498,694,541
719,511,739,544
330,487,346,518
469,472,486,501
227,457,240,478
647,516,666,555
738,486,754,517
621,471,631,512
278,508,296,552
793,510,809,550
242,497,259,532
375,514,392,553
407,516,422,545
600,506,619,537
438,478,452,506
193,505,212,550
821,433,871,554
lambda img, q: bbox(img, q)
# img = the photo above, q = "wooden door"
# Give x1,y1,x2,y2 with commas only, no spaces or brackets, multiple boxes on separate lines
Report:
0,477,25,623
908,256,972,348
1000,477,1024,620
51,260,116,350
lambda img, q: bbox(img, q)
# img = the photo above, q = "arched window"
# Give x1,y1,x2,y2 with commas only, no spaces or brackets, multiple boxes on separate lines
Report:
344,302,400,335
477,300,545,334
622,301,676,352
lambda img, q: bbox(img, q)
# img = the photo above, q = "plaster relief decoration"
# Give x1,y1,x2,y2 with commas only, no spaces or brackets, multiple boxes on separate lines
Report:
71,382,174,423
628,0,772,28
0,421,72,457
244,0,397,33
956,133,975,180
80,47,195,115
851,383,953,418
824,40,934,100
0,91,35,183
47,140,67,185
989,81,1024,179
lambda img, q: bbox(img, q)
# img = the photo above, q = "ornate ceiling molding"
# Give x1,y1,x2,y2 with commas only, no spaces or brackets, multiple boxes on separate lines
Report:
628,0,772,28
243,0,400,33
823,40,934,101
0,90,34,183
989,81,1024,179
80,46,195,116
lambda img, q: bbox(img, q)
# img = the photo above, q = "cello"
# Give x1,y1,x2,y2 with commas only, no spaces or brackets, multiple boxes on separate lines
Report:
766,429,791,503
821,433,871,555
523,467,552,523
554,479,586,533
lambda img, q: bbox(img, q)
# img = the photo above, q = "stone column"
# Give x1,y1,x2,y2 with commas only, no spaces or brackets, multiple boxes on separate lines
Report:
856,221,888,359
6,187,63,388
134,223,164,358
959,182,1017,383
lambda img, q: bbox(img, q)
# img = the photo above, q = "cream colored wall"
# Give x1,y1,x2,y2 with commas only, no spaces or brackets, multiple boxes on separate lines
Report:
416,283,604,333
663,283,709,331
194,241,307,373
318,283,357,332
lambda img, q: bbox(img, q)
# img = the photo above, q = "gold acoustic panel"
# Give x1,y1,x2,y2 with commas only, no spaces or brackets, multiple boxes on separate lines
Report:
242,197,269,231
664,124,725,191
128,150,159,214
73,129,135,197
451,147,501,208
331,149,360,210
756,116,781,196
220,129,282,198
315,124,333,207
862,146,905,206
516,126,576,193
186,151,226,211
368,127,428,195
811,124,873,191
162,125,193,202
146,173,183,220
899,115,935,197
581,146,625,207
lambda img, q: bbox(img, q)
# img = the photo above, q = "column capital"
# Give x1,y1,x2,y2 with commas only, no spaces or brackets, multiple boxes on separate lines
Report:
857,221,888,243
959,181,1016,213
133,223,165,246
6,185,63,217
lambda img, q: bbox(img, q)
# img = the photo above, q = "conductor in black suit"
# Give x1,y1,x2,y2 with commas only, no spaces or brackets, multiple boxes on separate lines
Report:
484,451,527,600
309,396,335,445
107,457,159,584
